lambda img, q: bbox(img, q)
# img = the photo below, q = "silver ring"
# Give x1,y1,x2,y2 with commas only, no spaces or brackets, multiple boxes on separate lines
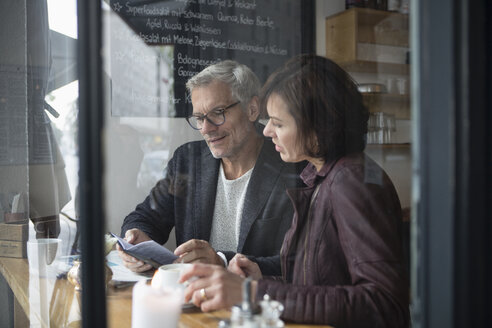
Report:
200,288,207,301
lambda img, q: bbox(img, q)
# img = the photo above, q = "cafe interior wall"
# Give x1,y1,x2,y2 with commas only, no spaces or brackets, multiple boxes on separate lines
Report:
102,0,411,251
316,0,412,209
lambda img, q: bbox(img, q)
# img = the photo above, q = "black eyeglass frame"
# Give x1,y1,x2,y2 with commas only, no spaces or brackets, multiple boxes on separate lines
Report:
186,101,241,130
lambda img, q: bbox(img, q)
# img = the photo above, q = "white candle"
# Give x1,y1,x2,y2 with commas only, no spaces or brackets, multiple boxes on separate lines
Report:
132,280,182,328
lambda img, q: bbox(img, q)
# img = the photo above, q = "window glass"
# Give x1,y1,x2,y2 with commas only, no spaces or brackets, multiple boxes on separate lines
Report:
0,0,80,326
101,0,311,247
101,1,315,326
0,0,413,326
101,1,412,327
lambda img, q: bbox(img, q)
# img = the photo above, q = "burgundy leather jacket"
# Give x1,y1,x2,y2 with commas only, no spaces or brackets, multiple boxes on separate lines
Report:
256,153,410,327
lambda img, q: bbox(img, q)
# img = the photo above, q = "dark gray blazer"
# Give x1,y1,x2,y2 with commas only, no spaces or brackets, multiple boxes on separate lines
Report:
121,137,305,273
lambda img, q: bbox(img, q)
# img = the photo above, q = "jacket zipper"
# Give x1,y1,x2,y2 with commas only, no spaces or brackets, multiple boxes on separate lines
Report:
280,242,286,280
303,184,321,285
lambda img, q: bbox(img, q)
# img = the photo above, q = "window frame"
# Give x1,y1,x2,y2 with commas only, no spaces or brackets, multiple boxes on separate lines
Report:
410,0,491,327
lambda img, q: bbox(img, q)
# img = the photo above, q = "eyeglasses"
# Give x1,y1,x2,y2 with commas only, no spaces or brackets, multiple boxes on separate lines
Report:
186,101,241,130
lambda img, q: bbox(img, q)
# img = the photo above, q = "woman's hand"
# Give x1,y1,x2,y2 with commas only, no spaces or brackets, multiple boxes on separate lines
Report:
228,254,262,280
179,263,245,312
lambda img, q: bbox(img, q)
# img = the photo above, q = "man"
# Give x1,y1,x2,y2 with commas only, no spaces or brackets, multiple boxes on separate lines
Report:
119,60,304,273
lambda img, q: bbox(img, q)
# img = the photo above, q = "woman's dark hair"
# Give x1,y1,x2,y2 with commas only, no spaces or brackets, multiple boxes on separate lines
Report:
260,54,369,162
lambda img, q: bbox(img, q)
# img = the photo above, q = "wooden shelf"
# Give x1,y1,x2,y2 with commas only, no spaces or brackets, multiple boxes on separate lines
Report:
366,143,410,149
351,8,409,47
340,60,409,75
363,93,409,101
362,93,410,119
326,8,411,120
365,144,412,158
326,8,409,66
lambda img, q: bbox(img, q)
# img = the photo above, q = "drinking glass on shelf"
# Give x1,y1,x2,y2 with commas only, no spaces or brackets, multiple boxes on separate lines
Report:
375,112,385,144
384,113,396,144
367,113,376,144
367,112,396,144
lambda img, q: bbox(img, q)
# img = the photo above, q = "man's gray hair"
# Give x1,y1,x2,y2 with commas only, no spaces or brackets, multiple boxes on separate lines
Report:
186,60,261,105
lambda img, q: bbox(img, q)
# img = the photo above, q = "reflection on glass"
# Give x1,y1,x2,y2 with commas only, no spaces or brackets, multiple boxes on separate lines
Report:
0,0,415,326
108,7,175,117
27,238,81,327
98,1,413,327
0,0,80,326
102,1,310,326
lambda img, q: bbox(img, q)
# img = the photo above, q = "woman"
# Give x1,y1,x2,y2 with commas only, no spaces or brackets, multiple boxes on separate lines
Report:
180,54,410,327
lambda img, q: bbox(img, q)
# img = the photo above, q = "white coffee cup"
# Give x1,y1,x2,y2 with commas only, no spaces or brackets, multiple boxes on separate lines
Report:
154,263,191,291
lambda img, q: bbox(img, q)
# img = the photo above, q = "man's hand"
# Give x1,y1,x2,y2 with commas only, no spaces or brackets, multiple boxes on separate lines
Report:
228,253,262,280
116,228,153,273
174,239,224,265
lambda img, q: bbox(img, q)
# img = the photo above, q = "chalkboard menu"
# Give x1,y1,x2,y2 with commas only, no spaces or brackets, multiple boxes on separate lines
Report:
109,0,314,117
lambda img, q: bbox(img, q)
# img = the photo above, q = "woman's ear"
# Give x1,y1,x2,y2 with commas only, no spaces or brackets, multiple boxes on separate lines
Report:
246,96,260,122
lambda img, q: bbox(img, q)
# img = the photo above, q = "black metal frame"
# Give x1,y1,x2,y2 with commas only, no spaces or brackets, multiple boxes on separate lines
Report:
301,0,316,54
77,0,107,327
412,0,491,327
453,0,492,326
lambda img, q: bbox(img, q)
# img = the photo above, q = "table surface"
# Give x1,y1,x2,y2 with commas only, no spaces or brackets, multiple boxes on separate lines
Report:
0,257,332,328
